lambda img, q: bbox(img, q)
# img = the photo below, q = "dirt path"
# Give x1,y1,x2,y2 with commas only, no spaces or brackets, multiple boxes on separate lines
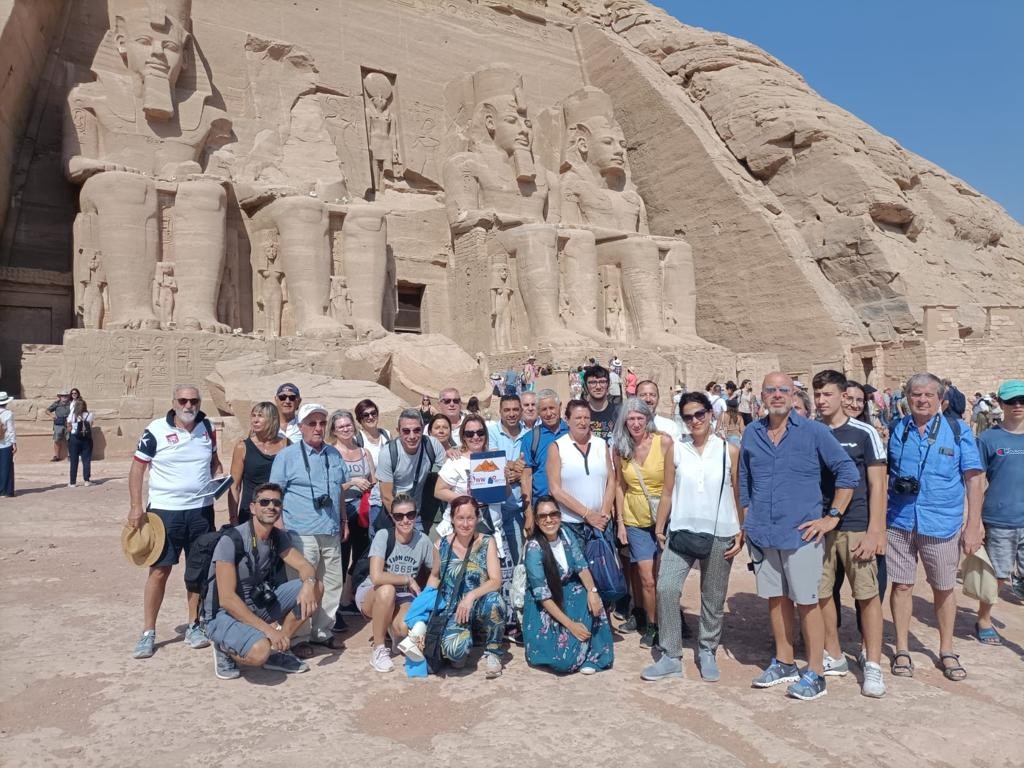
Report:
1,460,1021,767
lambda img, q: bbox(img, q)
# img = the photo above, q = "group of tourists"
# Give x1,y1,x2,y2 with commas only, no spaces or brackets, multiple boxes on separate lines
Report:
116,366,1022,702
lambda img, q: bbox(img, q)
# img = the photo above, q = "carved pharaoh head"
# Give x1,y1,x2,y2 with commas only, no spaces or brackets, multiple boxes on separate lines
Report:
112,0,193,120
563,87,628,181
467,66,535,179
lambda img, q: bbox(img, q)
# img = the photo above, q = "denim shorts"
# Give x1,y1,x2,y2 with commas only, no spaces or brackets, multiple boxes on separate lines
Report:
206,579,304,658
626,525,659,563
984,526,1024,580
151,506,214,568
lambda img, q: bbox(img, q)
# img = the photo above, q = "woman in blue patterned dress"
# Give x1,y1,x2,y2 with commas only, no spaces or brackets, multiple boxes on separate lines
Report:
430,495,507,677
523,495,614,674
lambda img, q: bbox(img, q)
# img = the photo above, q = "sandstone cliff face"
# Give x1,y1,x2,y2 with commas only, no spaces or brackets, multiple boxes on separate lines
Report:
580,0,1023,349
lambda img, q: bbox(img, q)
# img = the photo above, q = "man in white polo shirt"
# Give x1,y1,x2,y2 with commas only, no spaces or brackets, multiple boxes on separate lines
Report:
128,384,223,659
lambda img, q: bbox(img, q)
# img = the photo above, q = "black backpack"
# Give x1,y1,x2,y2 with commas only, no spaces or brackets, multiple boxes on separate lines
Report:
380,437,438,524
349,526,396,587
355,427,391,449
184,526,245,618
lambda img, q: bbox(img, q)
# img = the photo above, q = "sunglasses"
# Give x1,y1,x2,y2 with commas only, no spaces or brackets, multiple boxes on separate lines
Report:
255,498,283,507
681,409,709,423
277,394,298,402
463,429,487,438
536,511,560,521
763,386,791,395
359,410,378,419
1004,397,1024,406
441,397,461,405
304,420,328,428
176,398,200,406
400,427,423,435
392,510,417,521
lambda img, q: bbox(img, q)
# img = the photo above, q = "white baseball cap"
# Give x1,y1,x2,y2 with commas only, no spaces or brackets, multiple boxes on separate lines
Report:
297,403,328,423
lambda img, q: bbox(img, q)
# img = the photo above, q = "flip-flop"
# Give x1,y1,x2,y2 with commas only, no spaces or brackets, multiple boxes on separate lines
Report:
891,650,914,677
975,623,1002,646
939,652,967,681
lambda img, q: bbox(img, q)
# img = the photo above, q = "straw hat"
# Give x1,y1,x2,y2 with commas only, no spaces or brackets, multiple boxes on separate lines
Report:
961,547,998,605
121,513,167,567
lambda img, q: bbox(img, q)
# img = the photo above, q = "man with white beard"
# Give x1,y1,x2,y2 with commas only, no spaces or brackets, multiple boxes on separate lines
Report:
128,384,223,659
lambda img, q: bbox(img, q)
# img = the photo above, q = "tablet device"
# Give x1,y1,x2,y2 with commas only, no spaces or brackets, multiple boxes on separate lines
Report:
186,475,233,503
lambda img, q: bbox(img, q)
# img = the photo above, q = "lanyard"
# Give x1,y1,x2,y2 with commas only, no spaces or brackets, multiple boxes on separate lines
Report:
300,441,330,505
898,415,941,483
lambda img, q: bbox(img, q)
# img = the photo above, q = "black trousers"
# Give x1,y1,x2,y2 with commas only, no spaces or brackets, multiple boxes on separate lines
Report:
68,436,93,484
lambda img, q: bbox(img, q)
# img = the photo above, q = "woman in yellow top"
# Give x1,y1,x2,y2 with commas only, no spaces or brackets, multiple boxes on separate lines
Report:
612,397,675,649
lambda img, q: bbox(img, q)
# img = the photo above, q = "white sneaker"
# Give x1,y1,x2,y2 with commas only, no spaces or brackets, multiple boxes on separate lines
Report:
83,481,92,487
861,661,886,698
484,651,502,678
68,483,75,488
397,635,425,663
371,644,394,673
823,653,849,676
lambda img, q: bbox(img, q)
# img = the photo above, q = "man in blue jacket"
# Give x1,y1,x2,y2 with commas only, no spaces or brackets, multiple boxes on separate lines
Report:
740,372,858,701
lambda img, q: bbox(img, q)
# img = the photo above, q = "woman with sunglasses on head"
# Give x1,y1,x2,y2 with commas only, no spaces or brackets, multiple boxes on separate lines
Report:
643,392,743,683
434,416,515,617
523,495,614,674
358,493,437,672
228,401,289,525
611,397,675,648
429,494,506,676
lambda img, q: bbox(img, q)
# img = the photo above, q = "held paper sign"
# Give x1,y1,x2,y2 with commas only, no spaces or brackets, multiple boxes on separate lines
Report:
469,451,507,505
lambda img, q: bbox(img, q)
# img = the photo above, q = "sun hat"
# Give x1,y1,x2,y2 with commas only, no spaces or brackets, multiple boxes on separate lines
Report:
961,547,998,605
0,391,13,406
297,403,328,422
121,513,167,567
57,388,71,396
997,379,1024,401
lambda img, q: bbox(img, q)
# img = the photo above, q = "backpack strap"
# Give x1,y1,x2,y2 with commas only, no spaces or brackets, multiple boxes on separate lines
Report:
388,438,399,477
424,436,437,469
355,430,364,448
943,412,962,446
529,425,541,468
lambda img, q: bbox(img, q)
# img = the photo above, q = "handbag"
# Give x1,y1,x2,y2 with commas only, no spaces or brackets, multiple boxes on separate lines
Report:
584,527,627,604
668,441,727,560
422,536,474,674
630,457,660,525
510,546,528,612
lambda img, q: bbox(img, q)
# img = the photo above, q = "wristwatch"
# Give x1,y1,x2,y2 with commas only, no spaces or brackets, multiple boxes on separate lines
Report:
590,587,599,593
825,507,843,519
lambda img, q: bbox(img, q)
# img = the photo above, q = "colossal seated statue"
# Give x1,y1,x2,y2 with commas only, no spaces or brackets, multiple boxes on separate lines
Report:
63,0,232,333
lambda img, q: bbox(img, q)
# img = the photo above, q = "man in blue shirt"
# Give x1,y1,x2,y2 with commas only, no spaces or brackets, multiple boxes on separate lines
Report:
520,388,569,536
971,379,1024,644
886,373,983,682
740,372,858,701
270,403,348,655
488,394,529,563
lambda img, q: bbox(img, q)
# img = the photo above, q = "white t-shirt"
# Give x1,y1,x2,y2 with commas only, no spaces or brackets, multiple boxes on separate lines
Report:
135,413,217,509
359,429,390,506
670,435,739,537
435,454,504,546
553,434,609,524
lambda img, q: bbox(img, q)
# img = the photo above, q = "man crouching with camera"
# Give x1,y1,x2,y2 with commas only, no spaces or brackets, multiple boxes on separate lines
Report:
206,482,323,680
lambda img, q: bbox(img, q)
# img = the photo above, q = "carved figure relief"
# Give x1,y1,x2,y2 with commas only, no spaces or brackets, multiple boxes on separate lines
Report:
362,71,402,193
122,360,140,397
63,0,233,333
78,249,108,330
256,239,285,337
329,276,354,325
152,262,178,328
490,262,514,350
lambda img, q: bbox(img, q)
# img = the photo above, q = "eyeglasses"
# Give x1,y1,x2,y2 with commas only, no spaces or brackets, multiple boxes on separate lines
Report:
336,423,354,431
763,386,791,395
536,511,560,521
392,510,417,521
359,410,378,420
681,409,709,423
400,427,423,435
441,398,461,405
277,394,298,402
463,429,487,438
255,498,283,507
1004,397,1024,406
304,420,328,428
176,398,200,406
588,379,608,385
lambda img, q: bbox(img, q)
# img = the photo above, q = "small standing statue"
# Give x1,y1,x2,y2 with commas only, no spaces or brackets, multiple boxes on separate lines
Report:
152,262,178,329
363,71,401,193
122,360,140,397
329,275,354,326
257,240,285,337
491,263,514,351
79,249,107,329
604,279,626,341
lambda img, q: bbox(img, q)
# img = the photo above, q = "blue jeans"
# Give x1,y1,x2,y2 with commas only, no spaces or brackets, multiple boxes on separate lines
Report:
0,446,13,496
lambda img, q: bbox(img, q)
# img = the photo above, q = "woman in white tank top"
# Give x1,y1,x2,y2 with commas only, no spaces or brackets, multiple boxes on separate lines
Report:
546,400,615,540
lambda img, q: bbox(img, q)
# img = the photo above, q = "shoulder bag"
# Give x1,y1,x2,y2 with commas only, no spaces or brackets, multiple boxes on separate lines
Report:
630,453,661,525
668,441,726,560
423,535,475,674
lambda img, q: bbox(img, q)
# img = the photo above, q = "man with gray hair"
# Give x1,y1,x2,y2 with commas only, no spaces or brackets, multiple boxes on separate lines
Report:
376,408,446,523
437,387,465,429
520,388,569,535
129,384,223,659
886,372,983,682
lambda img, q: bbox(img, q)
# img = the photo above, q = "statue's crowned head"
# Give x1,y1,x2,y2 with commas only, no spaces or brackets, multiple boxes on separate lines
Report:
112,0,193,121
468,66,535,181
563,87,628,182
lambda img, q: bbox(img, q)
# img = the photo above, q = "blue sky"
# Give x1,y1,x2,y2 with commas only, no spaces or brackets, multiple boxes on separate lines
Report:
657,1,1023,223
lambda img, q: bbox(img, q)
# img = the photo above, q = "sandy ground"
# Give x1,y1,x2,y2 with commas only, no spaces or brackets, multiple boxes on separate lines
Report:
1,459,1022,768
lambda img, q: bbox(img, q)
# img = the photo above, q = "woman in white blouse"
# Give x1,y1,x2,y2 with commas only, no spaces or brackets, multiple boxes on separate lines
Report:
66,396,95,487
642,392,743,684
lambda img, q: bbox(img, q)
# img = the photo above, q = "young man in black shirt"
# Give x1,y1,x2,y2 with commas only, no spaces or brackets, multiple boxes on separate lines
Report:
584,365,618,442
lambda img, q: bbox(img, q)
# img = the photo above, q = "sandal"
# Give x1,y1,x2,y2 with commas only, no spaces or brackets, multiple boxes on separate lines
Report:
975,622,1002,646
291,642,316,659
310,634,345,651
891,650,914,677
939,652,967,681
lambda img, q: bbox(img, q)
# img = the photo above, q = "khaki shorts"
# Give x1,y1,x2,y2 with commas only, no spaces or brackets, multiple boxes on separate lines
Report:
819,530,880,601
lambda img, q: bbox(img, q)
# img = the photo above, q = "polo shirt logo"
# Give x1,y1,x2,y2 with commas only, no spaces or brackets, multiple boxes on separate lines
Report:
166,433,179,444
